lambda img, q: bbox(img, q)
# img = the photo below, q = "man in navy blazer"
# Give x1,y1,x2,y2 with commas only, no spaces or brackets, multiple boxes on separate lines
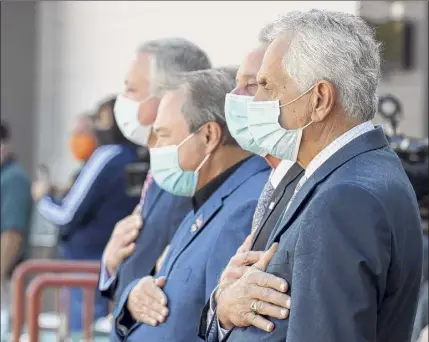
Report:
112,69,270,342
206,10,423,342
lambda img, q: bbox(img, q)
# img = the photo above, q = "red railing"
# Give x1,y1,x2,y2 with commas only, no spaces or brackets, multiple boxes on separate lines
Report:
26,273,99,342
10,259,100,342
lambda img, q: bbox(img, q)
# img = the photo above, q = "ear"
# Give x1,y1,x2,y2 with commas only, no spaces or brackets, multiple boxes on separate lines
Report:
310,81,336,123
200,121,223,154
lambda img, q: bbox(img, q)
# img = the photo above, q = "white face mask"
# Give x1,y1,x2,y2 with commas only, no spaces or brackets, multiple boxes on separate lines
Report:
114,94,153,146
247,85,315,161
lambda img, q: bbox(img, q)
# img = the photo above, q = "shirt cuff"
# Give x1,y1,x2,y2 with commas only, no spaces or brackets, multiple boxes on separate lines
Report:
208,287,230,339
99,259,117,291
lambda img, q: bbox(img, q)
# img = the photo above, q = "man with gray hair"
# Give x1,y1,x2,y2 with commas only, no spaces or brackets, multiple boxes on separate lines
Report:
111,69,270,341
205,10,422,342
98,38,211,339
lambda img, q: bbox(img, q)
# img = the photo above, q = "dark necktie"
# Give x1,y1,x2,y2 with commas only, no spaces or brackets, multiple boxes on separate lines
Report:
251,164,304,251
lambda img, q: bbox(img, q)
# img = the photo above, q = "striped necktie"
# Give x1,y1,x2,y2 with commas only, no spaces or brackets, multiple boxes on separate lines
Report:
139,172,154,208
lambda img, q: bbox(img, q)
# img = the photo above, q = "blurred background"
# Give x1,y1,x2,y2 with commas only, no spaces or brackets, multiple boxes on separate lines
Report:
0,1,428,341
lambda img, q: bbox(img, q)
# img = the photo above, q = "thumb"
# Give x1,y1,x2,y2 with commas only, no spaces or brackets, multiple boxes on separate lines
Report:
253,243,278,272
155,276,167,288
133,204,142,215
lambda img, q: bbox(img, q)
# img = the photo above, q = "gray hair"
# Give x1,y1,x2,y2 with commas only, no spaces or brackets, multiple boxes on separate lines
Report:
259,10,381,121
166,69,237,146
213,65,239,83
138,38,212,97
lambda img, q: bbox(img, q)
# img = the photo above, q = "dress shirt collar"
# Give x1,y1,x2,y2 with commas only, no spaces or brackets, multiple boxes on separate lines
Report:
304,120,375,180
269,160,296,189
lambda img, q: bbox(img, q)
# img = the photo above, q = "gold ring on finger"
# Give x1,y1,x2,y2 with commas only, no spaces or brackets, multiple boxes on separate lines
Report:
250,300,258,315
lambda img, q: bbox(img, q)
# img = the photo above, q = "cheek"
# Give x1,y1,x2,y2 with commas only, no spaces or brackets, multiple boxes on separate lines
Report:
279,103,308,130
178,141,205,171
138,100,158,125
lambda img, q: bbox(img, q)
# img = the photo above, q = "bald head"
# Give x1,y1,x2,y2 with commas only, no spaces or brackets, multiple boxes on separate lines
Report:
232,44,268,96
72,113,94,136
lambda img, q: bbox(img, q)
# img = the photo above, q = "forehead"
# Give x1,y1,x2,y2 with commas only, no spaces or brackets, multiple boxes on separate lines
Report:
237,45,267,79
154,88,189,131
126,52,151,85
73,116,91,130
258,34,292,80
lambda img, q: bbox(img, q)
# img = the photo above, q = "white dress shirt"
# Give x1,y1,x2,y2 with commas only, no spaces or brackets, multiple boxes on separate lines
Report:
212,120,375,339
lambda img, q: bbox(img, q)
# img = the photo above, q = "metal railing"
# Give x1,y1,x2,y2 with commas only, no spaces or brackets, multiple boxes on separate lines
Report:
10,259,100,342
26,273,98,342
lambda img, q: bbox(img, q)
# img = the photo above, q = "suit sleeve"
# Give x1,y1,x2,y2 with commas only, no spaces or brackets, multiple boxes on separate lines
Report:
285,182,390,342
37,146,120,227
98,258,119,300
113,278,141,338
200,202,256,341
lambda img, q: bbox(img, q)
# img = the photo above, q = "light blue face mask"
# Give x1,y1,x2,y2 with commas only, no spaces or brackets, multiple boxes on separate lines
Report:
150,132,210,197
225,93,268,157
247,85,315,161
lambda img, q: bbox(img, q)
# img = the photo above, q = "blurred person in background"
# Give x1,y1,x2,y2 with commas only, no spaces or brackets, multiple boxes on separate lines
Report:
32,96,139,332
112,69,270,342
98,38,211,335
51,112,97,198
0,122,32,336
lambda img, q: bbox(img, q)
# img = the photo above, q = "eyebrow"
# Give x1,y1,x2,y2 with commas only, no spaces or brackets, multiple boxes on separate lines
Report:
236,73,257,84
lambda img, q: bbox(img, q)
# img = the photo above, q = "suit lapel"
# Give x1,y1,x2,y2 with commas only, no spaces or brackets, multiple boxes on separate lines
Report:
165,156,270,275
251,164,303,250
141,182,163,220
267,127,389,246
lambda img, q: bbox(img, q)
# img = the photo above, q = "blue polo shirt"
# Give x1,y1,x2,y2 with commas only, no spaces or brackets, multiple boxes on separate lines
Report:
0,158,32,252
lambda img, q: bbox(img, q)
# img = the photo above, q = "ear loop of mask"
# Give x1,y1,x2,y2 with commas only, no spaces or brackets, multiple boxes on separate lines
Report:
177,126,211,173
277,84,316,131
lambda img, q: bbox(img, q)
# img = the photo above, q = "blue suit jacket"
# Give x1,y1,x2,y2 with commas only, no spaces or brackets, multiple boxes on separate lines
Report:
214,127,423,342
114,156,270,342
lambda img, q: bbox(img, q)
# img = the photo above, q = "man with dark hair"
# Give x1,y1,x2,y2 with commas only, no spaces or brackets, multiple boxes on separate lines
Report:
32,96,140,331
0,121,32,335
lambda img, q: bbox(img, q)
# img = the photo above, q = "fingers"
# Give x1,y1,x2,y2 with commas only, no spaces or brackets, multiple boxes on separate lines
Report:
119,243,136,260
123,228,139,245
253,243,278,271
146,281,168,306
253,300,289,320
249,284,290,308
237,234,253,253
244,312,274,333
140,294,169,319
155,277,167,288
248,271,288,293
133,204,142,214
221,265,248,283
137,305,165,326
230,251,264,267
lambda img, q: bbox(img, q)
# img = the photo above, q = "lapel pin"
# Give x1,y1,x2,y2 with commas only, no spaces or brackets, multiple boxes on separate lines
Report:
196,215,204,228
191,224,198,233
